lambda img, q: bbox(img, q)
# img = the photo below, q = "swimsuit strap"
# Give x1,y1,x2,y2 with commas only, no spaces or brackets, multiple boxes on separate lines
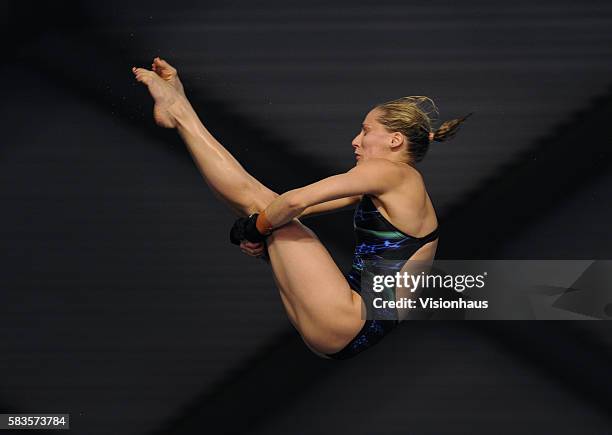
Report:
362,195,438,242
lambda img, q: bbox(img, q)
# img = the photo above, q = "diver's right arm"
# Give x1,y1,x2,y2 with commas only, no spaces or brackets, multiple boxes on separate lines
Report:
298,195,361,219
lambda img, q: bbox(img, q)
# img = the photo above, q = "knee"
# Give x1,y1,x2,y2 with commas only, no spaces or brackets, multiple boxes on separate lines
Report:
268,219,317,244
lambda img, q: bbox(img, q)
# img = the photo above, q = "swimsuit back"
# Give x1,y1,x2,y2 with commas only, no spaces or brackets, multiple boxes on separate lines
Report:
346,194,439,292
328,194,439,359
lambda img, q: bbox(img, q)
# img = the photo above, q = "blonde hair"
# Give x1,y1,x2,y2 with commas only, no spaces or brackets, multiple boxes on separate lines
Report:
374,96,472,164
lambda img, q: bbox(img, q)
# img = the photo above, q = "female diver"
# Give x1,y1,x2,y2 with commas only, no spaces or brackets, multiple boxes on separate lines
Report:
132,57,471,360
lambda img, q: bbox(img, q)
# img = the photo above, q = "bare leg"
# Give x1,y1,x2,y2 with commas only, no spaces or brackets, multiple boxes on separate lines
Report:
133,59,365,354
265,221,366,354
133,59,275,217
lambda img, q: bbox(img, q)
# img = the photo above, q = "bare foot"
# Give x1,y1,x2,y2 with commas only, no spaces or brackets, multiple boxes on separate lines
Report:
132,65,185,128
151,57,186,97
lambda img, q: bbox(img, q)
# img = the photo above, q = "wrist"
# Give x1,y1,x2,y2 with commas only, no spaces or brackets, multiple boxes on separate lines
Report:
243,213,268,242
255,210,273,235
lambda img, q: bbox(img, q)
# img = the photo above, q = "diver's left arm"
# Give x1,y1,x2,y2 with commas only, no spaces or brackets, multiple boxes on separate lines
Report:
262,159,400,230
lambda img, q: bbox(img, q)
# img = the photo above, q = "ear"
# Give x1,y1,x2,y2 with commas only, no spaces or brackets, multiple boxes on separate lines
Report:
389,132,405,150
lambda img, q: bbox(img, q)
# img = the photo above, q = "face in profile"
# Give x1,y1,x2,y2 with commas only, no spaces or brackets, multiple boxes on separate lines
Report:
352,108,404,165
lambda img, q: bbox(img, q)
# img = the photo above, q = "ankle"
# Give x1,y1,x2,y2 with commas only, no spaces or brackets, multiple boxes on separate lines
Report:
173,98,198,129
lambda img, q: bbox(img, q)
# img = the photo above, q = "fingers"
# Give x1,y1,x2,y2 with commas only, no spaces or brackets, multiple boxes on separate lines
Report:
242,241,263,249
241,249,264,257
241,243,264,254
241,246,264,257
240,240,265,257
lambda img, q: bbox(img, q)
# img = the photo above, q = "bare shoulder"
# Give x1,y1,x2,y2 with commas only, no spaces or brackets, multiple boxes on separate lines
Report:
345,158,423,198
398,162,425,187
349,158,407,181
373,162,437,237
383,161,427,200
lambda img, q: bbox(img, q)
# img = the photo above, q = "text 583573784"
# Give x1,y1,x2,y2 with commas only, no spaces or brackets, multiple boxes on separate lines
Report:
1,414,69,430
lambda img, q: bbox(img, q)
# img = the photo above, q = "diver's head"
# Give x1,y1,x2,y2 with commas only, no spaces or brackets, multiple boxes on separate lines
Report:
352,96,472,166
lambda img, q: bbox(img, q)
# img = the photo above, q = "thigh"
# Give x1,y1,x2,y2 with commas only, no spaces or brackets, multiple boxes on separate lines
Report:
265,219,366,354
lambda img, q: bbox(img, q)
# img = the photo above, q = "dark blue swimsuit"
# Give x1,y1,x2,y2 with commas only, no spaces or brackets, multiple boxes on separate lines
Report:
325,195,439,360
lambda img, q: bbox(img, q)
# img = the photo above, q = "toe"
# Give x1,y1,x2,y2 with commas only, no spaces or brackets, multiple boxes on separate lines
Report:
159,58,176,71
135,71,152,84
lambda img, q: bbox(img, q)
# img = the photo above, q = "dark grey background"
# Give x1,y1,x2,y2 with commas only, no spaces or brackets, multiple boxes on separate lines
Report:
1,0,611,434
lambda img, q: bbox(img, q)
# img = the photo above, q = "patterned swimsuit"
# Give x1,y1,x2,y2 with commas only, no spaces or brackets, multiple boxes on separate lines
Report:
325,195,439,360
